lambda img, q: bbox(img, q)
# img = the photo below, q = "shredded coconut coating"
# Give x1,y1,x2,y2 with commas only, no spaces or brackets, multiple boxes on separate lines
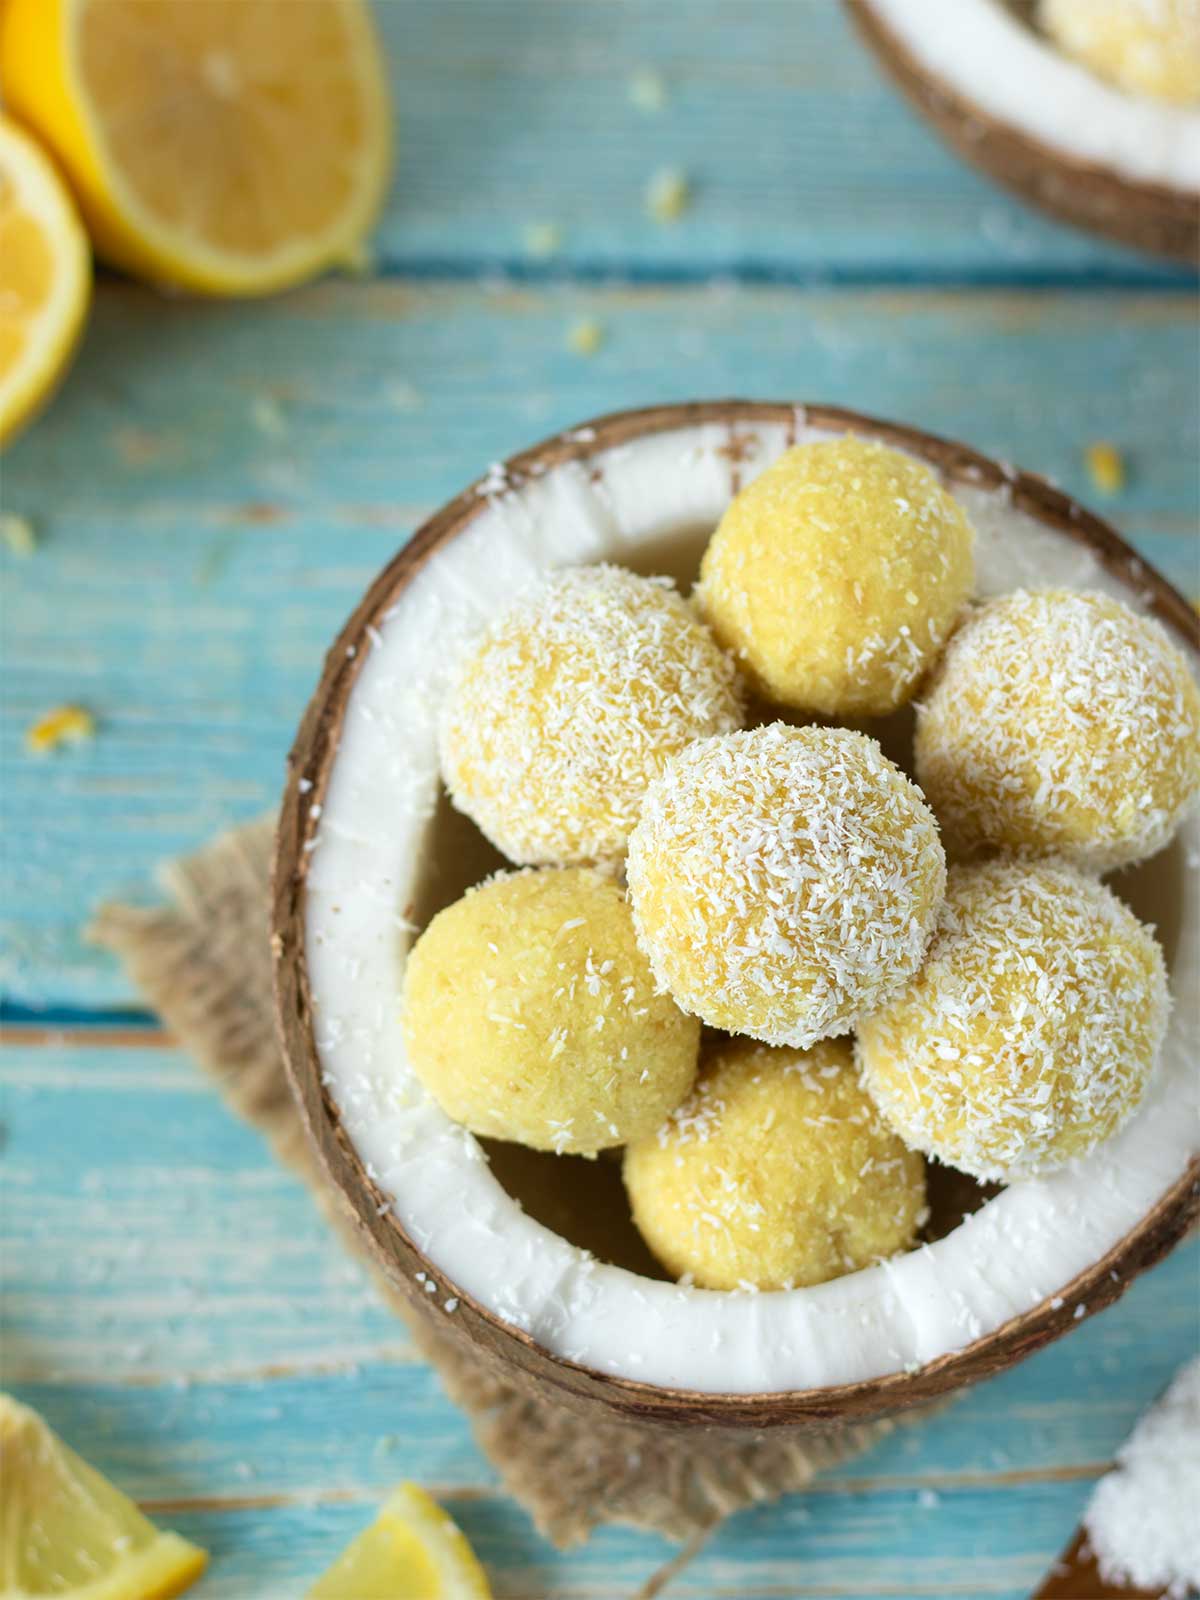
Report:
623,1037,927,1291
438,564,745,866
626,724,947,1048
914,588,1200,874
695,437,975,717
1084,1356,1200,1599
1040,0,1200,105
401,866,700,1155
857,859,1169,1183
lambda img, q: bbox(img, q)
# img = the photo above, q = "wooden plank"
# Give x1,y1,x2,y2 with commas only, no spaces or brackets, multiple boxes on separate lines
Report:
2,280,1196,1007
78,1484,1090,1598
5,1028,1197,1598
364,0,1191,286
5,1038,1197,1454
1,1044,410,1382
8,1225,1197,1487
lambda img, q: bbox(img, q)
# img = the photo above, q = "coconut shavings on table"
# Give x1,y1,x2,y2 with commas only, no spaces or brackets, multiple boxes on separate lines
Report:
645,166,691,223
0,512,37,556
25,705,95,755
1083,1355,1200,1598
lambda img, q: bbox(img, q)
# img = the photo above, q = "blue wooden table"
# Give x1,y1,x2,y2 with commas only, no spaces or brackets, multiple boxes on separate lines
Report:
2,5,1198,1596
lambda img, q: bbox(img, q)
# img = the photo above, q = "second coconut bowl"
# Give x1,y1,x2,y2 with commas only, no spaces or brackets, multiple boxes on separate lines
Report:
273,400,1200,1430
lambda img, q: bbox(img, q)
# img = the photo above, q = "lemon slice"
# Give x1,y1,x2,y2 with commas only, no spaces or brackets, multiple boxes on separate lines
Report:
0,0,391,297
0,116,90,447
307,1484,492,1600
0,1394,207,1600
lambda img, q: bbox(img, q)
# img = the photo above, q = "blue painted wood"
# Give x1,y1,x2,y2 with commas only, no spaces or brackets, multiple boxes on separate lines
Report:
4,1039,1197,1597
2,281,1196,1007
366,1,1193,287
1,1043,407,1384
2,6,1198,1590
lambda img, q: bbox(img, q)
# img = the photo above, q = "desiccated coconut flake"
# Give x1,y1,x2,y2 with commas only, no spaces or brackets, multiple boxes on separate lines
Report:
1086,441,1126,496
523,221,564,259
567,317,605,356
1084,1357,1200,1599
25,705,95,755
629,67,668,111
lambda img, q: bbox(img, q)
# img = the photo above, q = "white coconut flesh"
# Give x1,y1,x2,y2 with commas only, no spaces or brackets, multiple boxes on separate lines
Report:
863,0,1200,195
304,414,1199,1395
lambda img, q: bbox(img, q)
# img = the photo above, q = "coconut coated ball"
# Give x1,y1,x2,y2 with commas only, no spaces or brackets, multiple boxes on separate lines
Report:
857,859,1169,1183
401,867,700,1155
438,564,744,867
915,589,1200,873
623,1037,927,1291
626,724,947,1048
1041,0,1200,105
696,437,975,717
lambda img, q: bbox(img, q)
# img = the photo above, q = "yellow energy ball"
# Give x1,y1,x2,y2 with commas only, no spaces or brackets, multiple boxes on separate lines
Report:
914,589,1200,873
401,866,699,1155
1041,0,1200,105
623,1037,927,1291
857,859,1169,1183
626,724,947,1048
439,564,745,866
696,437,975,717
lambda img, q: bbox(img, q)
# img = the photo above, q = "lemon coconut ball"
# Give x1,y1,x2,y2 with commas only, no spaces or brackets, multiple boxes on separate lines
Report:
696,437,975,717
623,1037,927,1291
1040,0,1200,105
626,724,947,1049
401,867,699,1155
858,859,1169,1183
439,564,744,867
915,589,1200,873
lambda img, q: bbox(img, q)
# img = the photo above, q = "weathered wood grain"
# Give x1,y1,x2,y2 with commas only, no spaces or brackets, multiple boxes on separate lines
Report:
2,281,1196,1007
364,0,1192,285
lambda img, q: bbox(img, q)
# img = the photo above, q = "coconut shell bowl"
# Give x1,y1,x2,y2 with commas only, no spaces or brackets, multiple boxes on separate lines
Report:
846,0,1200,266
272,401,1199,1431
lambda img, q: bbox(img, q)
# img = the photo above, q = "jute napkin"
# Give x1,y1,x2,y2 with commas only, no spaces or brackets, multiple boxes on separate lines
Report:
90,815,935,1555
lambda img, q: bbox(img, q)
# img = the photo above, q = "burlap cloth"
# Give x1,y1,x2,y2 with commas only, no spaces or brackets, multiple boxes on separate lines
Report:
90,815,939,1562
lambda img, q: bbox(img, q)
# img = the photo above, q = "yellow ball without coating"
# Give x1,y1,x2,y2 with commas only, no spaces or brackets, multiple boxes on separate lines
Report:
438,564,744,866
623,1036,927,1291
915,589,1200,873
697,437,975,716
401,867,700,1155
857,859,1169,1183
627,723,946,1049
1040,0,1200,105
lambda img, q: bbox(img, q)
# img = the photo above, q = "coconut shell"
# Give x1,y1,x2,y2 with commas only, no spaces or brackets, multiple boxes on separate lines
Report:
272,400,1199,1429
846,0,1200,266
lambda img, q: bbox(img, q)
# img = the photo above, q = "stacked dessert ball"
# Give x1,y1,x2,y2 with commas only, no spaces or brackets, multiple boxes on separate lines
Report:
401,434,1197,1292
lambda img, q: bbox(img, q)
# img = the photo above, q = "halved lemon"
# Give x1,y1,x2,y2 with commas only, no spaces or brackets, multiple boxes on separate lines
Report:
307,1483,493,1600
0,116,90,447
0,1394,208,1600
0,0,392,297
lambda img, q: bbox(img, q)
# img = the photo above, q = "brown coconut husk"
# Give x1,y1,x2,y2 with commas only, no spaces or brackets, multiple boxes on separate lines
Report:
271,400,1200,1432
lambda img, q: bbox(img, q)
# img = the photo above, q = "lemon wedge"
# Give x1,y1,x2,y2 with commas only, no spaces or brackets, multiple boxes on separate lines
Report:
0,1394,207,1600
0,0,391,297
0,116,90,447
307,1483,493,1600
